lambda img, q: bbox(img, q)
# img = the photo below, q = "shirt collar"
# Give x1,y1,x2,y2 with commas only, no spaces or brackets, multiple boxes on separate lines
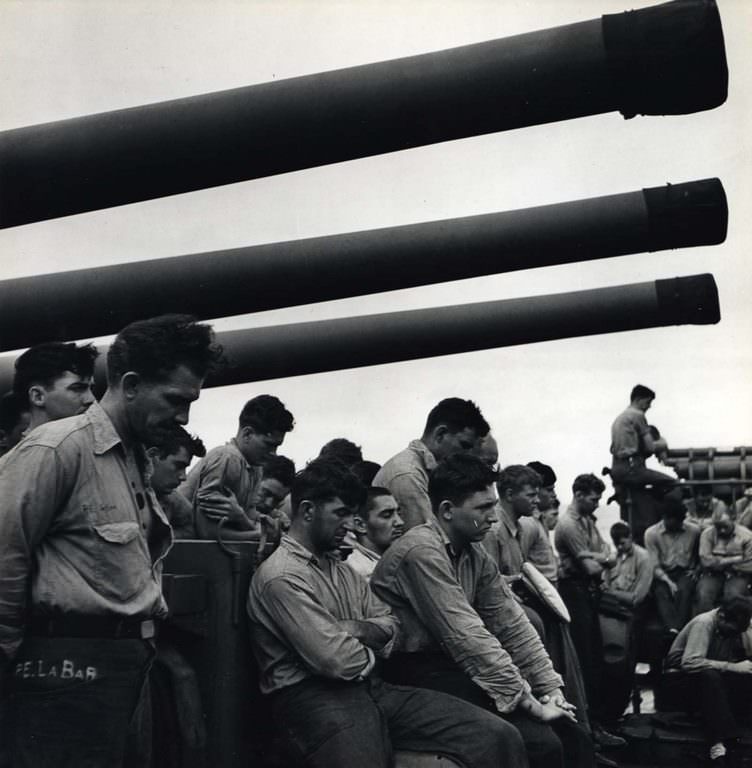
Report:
499,505,518,537
408,438,438,472
567,501,596,524
280,534,338,567
87,401,124,455
427,517,458,559
228,437,255,470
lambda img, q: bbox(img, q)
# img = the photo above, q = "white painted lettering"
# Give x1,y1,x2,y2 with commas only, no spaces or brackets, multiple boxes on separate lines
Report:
22,661,32,679
37,660,46,678
48,666,58,678
74,669,84,680
61,659,75,679
85,666,98,681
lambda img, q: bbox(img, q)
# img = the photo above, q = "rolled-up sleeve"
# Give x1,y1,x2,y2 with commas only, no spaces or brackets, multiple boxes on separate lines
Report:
475,555,563,696
0,445,65,658
395,546,531,713
260,575,372,681
699,529,723,570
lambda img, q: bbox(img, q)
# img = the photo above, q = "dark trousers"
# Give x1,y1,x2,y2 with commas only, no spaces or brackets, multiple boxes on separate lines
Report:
653,568,696,631
610,459,675,488
662,669,752,743
383,652,594,768
695,572,752,615
271,674,525,768
8,636,154,768
558,579,605,725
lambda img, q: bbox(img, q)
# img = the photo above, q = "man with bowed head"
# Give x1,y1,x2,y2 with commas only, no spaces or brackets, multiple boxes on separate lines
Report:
247,458,519,768
0,314,222,768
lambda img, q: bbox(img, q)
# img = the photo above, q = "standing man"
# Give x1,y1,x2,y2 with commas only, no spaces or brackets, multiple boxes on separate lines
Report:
695,508,752,614
179,394,294,537
148,427,207,540
372,454,593,768
644,498,701,635
347,488,405,580
0,314,221,767
12,341,98,435
373,397,490,529
555,474,625,748
247,458,520,768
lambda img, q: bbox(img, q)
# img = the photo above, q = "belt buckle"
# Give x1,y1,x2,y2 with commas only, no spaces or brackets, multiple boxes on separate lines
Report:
140,619,156,639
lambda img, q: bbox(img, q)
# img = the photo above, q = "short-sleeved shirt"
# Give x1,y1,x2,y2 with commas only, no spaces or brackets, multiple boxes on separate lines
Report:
555,503,611,581
247,535,398,695
179,438,263,527
610,406,650,459
371,520,562,714
644,520,700,572
372,439,437,529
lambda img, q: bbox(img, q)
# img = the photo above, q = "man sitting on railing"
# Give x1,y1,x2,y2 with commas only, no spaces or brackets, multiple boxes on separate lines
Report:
247,458,523,768
695,508,752,614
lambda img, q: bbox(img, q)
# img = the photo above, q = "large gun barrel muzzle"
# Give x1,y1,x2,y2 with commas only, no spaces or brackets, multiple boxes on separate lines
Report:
0,0,727,227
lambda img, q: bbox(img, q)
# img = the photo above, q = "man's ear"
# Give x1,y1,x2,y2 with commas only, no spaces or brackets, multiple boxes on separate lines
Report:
437,499,454,521
432,424,449,443
353,514,368,535
121,371,141,401
145,446,160,461
27,385,46,408
298,499,315,522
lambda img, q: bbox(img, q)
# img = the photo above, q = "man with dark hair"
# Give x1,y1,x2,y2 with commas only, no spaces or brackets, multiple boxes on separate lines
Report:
476,433,500,470
148,427,207,539
373,397,490,529
0,314,221,767
609,384,674,488
179,394,294,538
664,596,752,764
485,464,557,585
644,498,701,634
348,488,404,579
695,508,752,614
247,458,518,768
12,341,98,434
555,474,625,749
0,392,30,457
373,454,593,768
603,522,653,609
686,485,729,530
318,437,363,467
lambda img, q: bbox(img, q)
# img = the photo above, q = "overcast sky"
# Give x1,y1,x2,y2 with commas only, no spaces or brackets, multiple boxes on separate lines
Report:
1,0,749,526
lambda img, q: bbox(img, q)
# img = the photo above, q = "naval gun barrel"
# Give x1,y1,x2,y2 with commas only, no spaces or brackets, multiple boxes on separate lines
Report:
0,273,718,393
0,179,727,353
664,447,752,481
0,0,727,228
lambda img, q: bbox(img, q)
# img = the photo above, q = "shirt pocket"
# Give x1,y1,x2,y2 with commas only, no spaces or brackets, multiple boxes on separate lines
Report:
92,521,150,602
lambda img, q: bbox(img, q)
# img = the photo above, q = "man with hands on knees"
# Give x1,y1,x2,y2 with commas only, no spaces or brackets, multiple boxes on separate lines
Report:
372,454,593,768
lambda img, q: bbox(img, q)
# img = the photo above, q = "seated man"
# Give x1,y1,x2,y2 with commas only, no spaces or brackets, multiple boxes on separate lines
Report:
246,458,523,768
644,498,701,635
686,486,729,531
663,596,752,764
373,397,490,529
695,508,752,614
179,394,294,538
372,454,593,768
347,487,404,580
609,384,674,488
148,427,207,539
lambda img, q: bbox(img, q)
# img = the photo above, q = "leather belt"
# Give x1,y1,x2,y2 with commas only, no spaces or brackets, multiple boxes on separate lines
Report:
30,615,158,640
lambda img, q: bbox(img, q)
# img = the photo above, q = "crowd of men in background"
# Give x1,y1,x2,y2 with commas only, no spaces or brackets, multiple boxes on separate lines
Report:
1,320,751,768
